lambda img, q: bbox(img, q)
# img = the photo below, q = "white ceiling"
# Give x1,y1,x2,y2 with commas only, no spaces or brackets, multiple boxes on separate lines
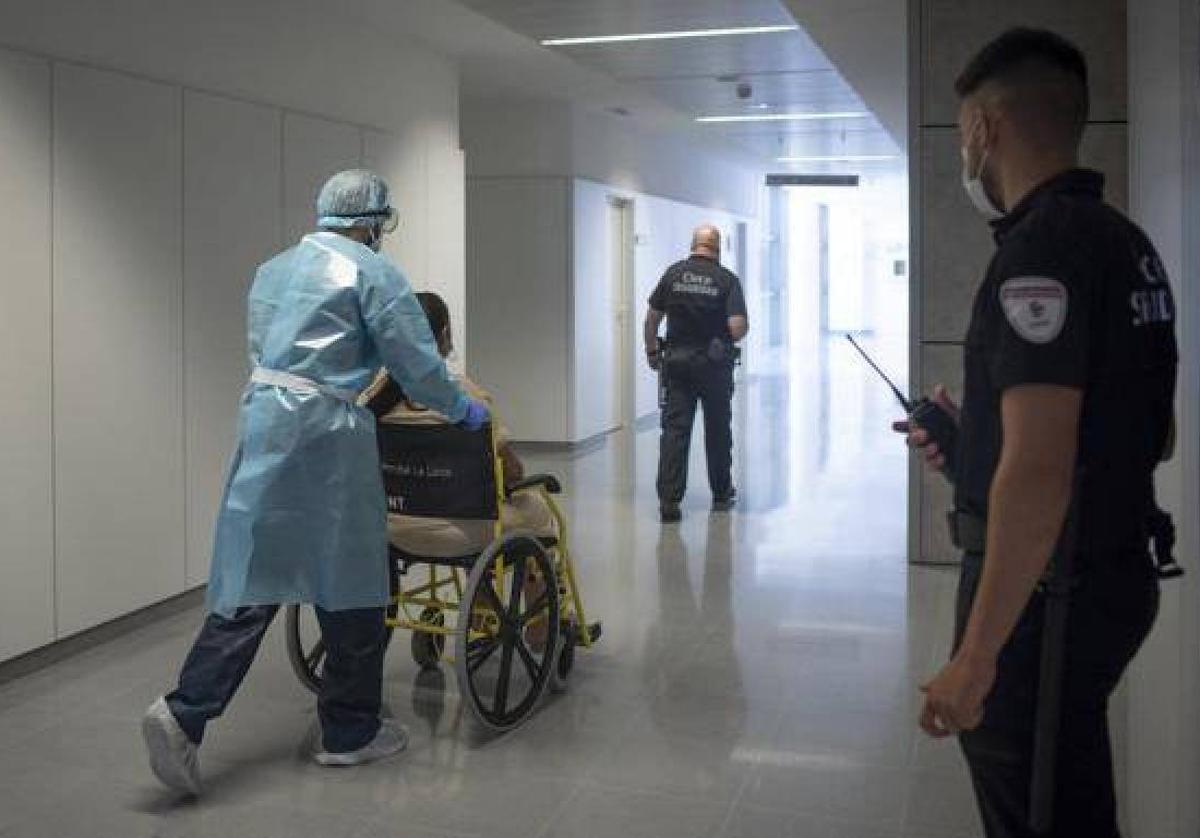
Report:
454,0,902,168
778,0,907,148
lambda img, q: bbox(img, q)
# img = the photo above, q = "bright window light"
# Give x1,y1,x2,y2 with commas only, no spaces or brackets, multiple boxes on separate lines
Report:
697,112,869,124
778,154,898,162
542,25,797,47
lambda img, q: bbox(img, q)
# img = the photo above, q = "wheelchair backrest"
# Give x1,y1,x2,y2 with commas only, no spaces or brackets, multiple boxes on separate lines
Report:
376,421,500,521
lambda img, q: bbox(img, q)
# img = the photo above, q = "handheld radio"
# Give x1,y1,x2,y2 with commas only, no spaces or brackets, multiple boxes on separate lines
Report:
845,335,959,478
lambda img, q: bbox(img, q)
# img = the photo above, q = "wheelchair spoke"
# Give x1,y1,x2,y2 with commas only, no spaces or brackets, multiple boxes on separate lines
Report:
477,576,505,618
507,557,529,622
515,637,539,682
466,637,499,675
494,636,516,715
519,591,550,626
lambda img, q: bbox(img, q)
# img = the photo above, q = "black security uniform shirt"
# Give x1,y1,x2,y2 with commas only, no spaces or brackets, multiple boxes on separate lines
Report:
955,169,1177,559
650,255,747,347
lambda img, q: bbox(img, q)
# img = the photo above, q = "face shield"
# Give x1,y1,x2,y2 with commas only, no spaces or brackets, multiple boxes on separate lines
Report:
319,207,399,233
375,207,400,234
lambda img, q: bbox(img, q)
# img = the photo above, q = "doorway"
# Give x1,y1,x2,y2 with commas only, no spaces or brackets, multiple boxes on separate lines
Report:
750,170,909,548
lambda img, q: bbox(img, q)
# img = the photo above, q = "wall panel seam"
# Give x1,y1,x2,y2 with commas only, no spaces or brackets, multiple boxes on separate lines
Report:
48,59,58,639
179,87,188,590
908,0,926,565
565,179,576,441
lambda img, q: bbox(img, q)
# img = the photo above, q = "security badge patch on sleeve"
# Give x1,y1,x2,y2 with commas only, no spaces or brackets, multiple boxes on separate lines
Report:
998,277,1068,344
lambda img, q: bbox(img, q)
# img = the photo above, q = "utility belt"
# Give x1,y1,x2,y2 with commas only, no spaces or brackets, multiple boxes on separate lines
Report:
947,507,1184,580
657,338,739,410
250,367,359,403
659,337,741,366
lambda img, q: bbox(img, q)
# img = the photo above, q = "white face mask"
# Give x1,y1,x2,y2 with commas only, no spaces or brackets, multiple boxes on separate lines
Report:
960,138,1005,221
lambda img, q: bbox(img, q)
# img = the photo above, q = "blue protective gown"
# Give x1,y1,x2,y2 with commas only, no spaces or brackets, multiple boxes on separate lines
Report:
206,232,469,617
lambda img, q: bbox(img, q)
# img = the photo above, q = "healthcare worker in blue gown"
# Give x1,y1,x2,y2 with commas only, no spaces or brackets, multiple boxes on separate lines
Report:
141,169,489,795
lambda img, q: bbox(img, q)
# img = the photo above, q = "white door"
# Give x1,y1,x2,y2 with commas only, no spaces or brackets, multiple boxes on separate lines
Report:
609,199,635,431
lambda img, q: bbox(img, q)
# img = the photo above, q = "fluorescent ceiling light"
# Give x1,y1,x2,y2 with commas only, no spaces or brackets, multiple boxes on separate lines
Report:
697,111,869,124
542,25,797,47
778,154,897,162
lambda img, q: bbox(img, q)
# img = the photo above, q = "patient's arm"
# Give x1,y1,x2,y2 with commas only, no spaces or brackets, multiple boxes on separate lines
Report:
500,442,525,486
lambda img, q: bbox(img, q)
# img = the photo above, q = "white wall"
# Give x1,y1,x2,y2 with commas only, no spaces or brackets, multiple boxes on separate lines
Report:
52,65,186,637
0,2,464,660
1126,1,1200,835
571,180,620,441
569,108,762,222
460,101,573,180
463,99,763,219
183,92,283,587
466,177,572,442
0,50,53,661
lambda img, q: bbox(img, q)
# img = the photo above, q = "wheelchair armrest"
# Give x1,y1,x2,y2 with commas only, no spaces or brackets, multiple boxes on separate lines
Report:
506,474,562,496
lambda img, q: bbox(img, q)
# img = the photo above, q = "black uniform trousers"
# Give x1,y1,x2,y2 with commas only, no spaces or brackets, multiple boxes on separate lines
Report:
656,352,734,504
955,552,1159,837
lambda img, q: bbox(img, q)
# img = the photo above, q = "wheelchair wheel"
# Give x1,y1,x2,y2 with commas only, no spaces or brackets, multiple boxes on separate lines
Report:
285,604,326,695
549,622,577,694
411,607,446,670
285,604,393,696
454,534,560,732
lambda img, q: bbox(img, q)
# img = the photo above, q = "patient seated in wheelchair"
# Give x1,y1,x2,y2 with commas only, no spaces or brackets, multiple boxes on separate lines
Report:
362,291,558,558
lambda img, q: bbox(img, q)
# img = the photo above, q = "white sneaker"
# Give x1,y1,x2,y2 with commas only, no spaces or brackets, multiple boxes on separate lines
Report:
312,719,409,767
141,697,202,795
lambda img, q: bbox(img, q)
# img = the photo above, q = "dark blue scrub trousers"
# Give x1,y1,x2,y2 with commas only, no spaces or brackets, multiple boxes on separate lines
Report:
166,604,388,754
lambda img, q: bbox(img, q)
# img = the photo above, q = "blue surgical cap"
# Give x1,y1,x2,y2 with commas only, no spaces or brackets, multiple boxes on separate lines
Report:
316,169,397,230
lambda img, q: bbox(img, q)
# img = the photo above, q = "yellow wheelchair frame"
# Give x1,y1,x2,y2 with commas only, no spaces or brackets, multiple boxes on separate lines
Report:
286,421,600,732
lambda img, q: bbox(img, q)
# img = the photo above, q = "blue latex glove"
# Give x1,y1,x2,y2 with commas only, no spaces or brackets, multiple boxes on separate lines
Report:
460,399,490,432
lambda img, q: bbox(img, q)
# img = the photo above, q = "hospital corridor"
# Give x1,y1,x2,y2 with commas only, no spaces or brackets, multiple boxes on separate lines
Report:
0,1,1198,838
0,343,979,838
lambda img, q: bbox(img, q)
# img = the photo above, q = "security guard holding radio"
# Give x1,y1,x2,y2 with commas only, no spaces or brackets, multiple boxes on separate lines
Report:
645,225,748,523
896,29,1178,837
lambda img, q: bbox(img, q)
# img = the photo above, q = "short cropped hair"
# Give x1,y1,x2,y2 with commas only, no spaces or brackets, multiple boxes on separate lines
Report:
416,291,451,338
955,28,1089,145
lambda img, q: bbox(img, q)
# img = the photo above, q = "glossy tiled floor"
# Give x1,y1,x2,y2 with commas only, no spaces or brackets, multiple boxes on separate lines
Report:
0,336,982,838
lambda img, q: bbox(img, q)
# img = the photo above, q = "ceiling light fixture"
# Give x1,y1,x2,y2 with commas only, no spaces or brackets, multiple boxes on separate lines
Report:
542,25,797,47
697,111,869,124
777,154,897,162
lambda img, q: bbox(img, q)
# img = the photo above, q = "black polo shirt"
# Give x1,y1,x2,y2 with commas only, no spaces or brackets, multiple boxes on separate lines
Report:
954,169,1177,557
650,255,747,347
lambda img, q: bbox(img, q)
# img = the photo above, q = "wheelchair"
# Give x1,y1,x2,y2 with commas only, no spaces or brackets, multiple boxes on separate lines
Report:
285,421,601,732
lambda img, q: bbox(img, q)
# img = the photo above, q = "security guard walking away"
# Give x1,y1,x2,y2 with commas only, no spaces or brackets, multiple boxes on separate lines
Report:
645,225,748,523
897,30,1177,837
